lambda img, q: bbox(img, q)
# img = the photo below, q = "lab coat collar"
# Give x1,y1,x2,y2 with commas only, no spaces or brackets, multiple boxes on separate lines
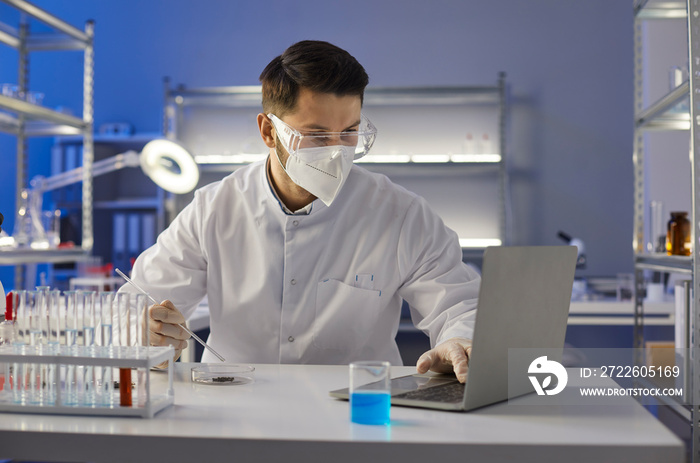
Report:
263,156,327,217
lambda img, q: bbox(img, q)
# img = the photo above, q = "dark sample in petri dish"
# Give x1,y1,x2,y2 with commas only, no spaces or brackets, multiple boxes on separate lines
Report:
212,376,236,383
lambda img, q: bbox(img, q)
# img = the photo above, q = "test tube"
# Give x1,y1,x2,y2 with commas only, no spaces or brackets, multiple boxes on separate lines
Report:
132,293,148,356
26,290,41,405
47,290,61,350
81,291,97,406
35,286,50,347
38,286,57,405
99,291,114,406
34,286,49,405
11,291,27,404
3,292,19,395
115,293,132,407
45,289,61,405
134,293,148,406
63,290,79,406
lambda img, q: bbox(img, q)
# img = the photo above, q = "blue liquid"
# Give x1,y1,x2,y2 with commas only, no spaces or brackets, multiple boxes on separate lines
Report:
351,391,391,425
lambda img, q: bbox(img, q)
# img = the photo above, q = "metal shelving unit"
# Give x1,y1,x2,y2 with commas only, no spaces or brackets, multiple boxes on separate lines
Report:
633,1,699,460
0,0,94,286
163,73,511,248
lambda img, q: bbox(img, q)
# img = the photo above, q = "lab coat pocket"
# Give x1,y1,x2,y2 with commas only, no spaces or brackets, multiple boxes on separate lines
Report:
313,279,381,352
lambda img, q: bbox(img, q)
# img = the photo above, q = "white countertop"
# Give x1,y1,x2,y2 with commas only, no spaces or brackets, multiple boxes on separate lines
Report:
0,363,684,463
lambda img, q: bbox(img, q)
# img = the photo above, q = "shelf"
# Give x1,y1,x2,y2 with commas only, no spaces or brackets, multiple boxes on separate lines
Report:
363,86,500,106
0,115,83,137
0,2,95,284
0,0,90,49
0,29,90,52
165,75,511,247
635,1,687,19
0,248,89,265
193,152,503,169
0,95,86,131
94,198,162,210
635,253,692,274
635,81,689,130
167,84,502,108
168,85,261,108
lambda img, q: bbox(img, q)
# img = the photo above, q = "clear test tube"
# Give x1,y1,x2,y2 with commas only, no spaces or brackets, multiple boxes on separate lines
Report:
81,291,97,406
133,293,148,406
99,291,115,406
45,289,61,405
47,290,61,350
11,291,25,349
35,286,50,347
26,290,41,404
115,292,132,407
63,290,79,406
11,291,28,404
82,291,97,352
132,293,148,355
35,286,52,405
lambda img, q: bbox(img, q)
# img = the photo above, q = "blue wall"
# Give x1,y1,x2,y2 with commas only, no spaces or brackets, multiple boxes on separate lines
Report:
0,0,634,290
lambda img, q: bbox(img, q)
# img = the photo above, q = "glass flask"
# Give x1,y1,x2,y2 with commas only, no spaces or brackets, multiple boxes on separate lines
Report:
12,189,48,249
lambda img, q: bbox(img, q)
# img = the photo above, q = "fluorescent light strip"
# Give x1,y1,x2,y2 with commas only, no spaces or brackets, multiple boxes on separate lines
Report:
412,154,451,163
450,154,501,163
459,239,502,248
195,153,502,165
195,153,267,164
359,154,501,164
356,155,411,163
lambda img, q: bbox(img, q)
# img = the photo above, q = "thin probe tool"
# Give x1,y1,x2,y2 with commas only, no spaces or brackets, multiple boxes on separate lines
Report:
115,268,227,362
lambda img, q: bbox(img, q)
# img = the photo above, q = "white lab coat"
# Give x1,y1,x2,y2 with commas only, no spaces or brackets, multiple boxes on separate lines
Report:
123,159,480,365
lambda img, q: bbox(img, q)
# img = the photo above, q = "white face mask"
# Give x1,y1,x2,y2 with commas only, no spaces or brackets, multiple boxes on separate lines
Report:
276,144,355,207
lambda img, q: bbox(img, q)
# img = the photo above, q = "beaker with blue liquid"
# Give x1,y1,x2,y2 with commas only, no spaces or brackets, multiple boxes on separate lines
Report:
349,361,391,425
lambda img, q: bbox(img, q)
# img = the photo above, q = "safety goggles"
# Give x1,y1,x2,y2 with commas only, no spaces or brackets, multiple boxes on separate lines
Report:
268,113,377,160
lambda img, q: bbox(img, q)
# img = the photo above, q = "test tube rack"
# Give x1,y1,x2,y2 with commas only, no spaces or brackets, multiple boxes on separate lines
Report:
0,345,174,418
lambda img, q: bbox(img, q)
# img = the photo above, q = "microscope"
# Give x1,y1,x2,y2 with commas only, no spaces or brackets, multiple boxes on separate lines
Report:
558,231,587,300
558,231,587,269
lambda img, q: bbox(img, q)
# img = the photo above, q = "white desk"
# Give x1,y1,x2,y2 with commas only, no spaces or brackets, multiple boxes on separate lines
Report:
0,364,684,463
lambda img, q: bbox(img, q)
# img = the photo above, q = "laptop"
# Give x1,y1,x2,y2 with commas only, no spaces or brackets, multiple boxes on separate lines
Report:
329,245,577,411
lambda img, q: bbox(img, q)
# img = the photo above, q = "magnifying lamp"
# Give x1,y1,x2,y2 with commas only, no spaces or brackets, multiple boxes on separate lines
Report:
31,138,200,195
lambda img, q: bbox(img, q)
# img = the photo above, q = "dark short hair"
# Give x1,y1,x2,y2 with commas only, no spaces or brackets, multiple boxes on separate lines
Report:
259,40,369,116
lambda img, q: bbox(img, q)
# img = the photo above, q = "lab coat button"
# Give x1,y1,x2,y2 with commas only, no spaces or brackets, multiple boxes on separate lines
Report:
292,220,299,227
290,279,297,285
288,336,295,342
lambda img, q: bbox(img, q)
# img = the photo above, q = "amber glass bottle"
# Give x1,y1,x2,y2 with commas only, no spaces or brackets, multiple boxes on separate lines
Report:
666,212,691,256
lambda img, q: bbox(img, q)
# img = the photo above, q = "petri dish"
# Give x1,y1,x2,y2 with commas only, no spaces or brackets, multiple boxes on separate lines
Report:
191,364,255,385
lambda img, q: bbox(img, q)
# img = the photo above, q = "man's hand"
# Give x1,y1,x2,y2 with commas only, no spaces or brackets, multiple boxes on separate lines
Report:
416,337,472,383
147,300,190,367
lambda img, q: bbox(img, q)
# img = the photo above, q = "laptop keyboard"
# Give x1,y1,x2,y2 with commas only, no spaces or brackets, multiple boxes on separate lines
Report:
393,381,465,403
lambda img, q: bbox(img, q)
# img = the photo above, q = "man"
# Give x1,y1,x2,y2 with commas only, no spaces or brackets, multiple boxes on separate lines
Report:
125,40,479,382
